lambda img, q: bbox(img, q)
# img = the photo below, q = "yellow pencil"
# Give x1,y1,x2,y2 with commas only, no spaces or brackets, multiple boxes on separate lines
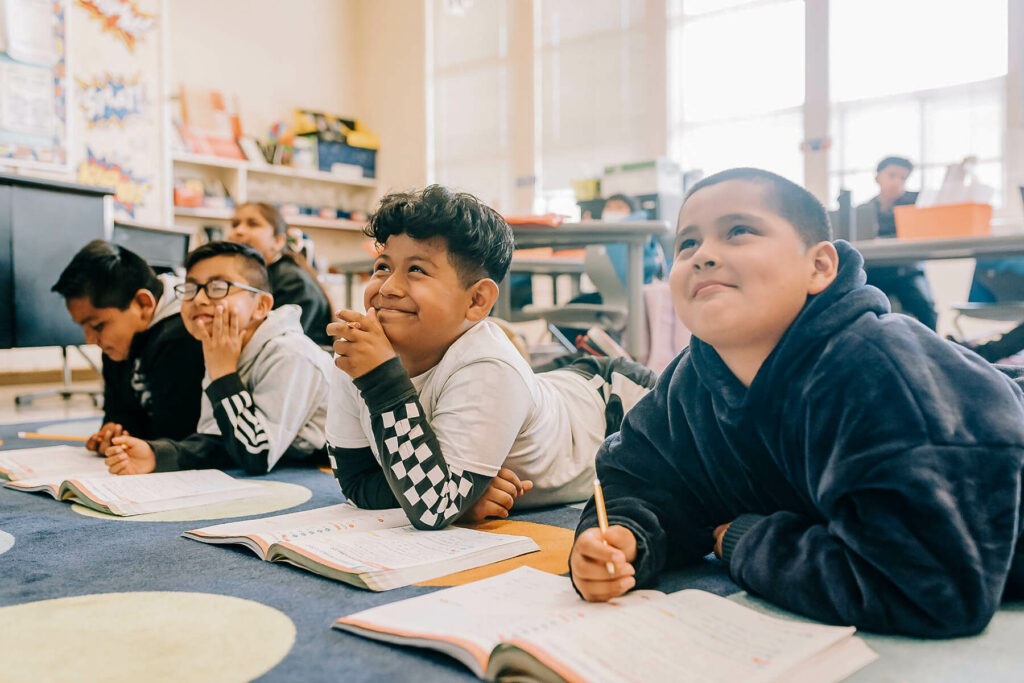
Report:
592,478,616,576
17,432,89,442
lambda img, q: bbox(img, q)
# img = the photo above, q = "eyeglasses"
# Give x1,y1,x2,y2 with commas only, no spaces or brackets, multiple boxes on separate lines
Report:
174,279,265,301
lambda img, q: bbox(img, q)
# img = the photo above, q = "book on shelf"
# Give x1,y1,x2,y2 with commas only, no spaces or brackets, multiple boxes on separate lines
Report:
183,503,540,591
1,447,267,516
334,566,877,683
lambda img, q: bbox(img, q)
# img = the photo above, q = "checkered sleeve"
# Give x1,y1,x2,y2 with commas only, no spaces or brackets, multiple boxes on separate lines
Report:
353,357,491,529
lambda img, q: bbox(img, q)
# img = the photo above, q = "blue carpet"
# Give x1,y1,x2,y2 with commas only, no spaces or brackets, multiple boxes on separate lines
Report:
0,417,737,681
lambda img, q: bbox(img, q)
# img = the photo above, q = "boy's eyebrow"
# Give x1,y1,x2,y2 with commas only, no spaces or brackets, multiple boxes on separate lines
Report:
715,212,766,225
185,272,235,283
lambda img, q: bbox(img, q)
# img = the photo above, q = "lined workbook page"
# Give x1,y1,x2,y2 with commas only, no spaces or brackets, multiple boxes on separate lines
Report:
69,470,264,509
287,525,530,574
513,588,857,683
191,503,410,547
0,446,108,480
340,567,663,654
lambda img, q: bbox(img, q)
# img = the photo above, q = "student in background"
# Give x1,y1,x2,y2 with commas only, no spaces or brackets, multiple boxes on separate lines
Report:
325,185,656,528
855,156,938,330
595,193,666,287
103,242,332,476
52,240,205,453
571,168,1024,638
227,202,332,347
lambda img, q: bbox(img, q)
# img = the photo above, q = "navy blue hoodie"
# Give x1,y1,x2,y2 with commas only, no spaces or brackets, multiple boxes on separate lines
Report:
576,241,1024,637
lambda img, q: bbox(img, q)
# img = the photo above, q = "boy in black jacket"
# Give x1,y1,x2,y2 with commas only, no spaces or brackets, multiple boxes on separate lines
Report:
571,168,1024,638
52,240,205,452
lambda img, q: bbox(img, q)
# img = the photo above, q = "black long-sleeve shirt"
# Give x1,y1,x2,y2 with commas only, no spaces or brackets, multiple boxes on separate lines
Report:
101,313,204,441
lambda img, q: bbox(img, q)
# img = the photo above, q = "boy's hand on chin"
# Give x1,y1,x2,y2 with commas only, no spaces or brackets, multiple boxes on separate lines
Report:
198,305,246,380
329,308,397,378
104,434,156,475
570,526,638,602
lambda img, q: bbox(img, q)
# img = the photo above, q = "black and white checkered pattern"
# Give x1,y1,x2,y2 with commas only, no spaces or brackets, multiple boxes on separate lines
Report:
378,401,474,528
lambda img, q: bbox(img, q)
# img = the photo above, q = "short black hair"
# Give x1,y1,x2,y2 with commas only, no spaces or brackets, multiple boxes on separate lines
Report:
365,184,514,285
184,241,269,292
877,156,913,174
683,168,832,246
605,193,639,213
52,239,163,309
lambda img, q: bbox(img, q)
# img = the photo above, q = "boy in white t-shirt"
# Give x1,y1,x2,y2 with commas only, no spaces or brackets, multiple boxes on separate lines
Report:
326,185,656,529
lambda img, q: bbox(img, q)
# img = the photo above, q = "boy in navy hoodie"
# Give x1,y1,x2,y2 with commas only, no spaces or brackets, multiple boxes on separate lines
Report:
571,167,1024,638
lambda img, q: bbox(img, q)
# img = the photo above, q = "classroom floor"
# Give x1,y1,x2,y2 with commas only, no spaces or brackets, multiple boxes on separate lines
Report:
1,382,1022,681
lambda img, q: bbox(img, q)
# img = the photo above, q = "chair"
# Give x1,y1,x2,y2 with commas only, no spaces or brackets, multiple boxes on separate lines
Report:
950,259,1024,338
521,244,629,336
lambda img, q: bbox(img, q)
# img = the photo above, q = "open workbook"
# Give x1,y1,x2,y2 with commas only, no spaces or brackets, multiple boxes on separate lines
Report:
335,566,878,683
1,447,267,516
183,503,540,591
0,445,109,481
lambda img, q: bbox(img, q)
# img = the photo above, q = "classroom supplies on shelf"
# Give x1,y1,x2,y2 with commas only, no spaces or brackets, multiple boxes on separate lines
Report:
183,503,540,591
334,566,877,682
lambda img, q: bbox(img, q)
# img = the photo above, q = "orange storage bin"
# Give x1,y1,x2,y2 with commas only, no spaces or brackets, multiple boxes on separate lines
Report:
893,202,992,240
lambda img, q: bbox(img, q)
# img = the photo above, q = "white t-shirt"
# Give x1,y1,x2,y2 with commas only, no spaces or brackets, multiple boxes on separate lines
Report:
325,320,607,506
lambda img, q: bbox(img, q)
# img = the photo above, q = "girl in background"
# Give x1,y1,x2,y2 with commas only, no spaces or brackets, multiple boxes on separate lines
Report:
227,202,332,347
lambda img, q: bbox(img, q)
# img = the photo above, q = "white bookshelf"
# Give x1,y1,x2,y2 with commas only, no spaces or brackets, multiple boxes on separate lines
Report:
170,153,377,234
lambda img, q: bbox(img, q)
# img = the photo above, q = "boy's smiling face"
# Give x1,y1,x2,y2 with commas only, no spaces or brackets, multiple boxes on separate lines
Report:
66,294,153,361
364,233,479,367
669,179,834,352
180,254,271,340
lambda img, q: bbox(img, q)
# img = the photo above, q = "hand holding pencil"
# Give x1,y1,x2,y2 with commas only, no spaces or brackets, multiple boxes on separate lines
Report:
569,478,638,603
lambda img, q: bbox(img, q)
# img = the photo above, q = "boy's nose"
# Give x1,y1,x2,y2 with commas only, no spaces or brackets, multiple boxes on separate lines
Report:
378,273,405,297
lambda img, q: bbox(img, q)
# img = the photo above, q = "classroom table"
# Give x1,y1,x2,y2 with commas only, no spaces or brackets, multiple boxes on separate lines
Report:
851,232,1024,267
499,221,672,358
2,417,1023,681
330,255,585,310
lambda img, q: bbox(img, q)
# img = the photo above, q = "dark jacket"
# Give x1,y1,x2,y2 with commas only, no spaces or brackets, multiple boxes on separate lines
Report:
854,191,918,240
268,256,332,347
101,313,204,441
576,240,1024,638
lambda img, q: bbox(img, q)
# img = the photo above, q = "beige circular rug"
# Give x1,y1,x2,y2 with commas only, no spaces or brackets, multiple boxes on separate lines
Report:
0,591,295,681
0,530,12,555
71,480,312,522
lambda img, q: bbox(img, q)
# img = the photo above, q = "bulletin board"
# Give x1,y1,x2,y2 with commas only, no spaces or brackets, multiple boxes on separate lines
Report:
0,0,70,170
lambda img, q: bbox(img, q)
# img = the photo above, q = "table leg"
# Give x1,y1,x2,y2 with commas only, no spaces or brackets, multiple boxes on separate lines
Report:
496,274,512,321
344,273,355,310
625,242,645,359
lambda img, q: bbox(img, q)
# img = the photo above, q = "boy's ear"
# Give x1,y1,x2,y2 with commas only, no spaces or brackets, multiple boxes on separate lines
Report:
806,241,839,296
253,291,274,321
465,278,500,323
132,289,157,314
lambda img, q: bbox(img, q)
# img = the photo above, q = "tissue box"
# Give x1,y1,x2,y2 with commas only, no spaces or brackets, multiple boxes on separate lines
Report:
894,203,992,240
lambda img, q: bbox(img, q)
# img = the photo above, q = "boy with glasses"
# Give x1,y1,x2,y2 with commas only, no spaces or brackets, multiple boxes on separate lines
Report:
104,241,333,476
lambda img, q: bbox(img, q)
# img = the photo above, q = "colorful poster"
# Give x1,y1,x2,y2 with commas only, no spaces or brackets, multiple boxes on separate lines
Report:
77,147,150,217
75,0,155,51
0,0,69,169
77,73,143,127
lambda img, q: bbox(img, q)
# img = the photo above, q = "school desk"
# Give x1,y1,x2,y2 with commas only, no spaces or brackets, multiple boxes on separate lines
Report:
853,233,1024,267
1,416,1022,681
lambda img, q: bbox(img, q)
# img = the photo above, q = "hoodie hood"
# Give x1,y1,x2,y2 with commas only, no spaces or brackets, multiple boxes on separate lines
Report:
236,304,306,373
690,240,891,411
149,273,184,329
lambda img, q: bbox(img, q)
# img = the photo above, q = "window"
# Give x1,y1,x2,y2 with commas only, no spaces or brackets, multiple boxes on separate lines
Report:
536,0,650,212
829,0,1008,208
430,0,514,211
668,0,805,183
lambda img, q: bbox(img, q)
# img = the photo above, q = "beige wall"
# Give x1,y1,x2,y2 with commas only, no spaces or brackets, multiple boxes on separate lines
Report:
169,0,362,136
350,0,430,193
